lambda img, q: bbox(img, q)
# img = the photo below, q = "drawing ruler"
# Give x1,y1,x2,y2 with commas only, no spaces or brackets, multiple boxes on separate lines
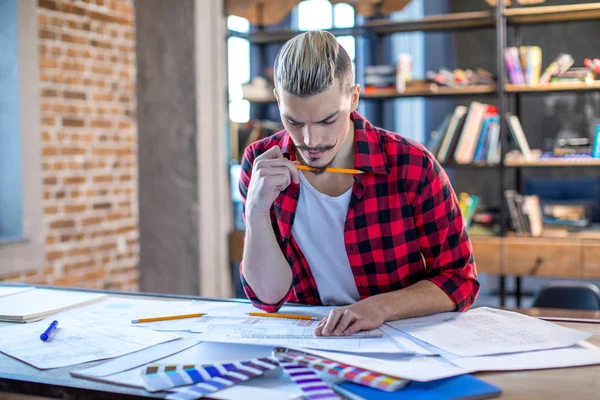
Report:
238,333,384,339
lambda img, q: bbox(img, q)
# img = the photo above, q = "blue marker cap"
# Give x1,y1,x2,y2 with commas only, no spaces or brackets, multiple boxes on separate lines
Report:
40,320,59,342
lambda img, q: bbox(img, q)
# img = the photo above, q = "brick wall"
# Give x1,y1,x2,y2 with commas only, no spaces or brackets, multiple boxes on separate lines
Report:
0,0,139,291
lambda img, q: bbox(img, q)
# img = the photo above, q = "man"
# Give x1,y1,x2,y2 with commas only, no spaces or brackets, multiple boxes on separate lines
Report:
239,30,479,337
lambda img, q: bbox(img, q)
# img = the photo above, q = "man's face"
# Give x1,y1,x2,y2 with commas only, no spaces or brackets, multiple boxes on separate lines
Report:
275,81,359,173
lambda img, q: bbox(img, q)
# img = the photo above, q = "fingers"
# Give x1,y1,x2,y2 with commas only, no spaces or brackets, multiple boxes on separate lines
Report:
254,158,300,185
313,318,327,336
333,310,356,336
255,145,284,160
321,309,344,337
342,320,364,337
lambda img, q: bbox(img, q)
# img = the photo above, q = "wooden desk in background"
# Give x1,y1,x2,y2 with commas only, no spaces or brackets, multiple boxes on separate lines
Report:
1,286,600,399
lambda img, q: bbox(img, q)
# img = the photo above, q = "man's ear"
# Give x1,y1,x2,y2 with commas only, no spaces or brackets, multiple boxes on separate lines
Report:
273,88,280,106
350,84,360,112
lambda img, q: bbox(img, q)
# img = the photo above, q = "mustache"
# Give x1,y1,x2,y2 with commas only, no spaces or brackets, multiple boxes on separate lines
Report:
296,144,336,152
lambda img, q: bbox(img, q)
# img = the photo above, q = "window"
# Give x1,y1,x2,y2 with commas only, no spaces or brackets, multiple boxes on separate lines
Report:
0,0,44,276
390,0,425,143
0,0,23,242
227,16,251,124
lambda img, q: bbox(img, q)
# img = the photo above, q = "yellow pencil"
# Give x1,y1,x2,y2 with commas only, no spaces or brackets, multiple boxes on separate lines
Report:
295,165,364,175
131,313,205,324
248,312,320,321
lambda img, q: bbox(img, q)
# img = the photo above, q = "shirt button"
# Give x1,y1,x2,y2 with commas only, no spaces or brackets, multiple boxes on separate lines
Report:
293,192,298,199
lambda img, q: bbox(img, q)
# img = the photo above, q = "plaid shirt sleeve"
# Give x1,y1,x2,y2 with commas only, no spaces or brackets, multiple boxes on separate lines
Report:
411,152,480,311
238,143,292,312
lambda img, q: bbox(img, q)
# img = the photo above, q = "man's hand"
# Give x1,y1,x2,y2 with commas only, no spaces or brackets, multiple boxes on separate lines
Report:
246,146,300,217
314,297,386,337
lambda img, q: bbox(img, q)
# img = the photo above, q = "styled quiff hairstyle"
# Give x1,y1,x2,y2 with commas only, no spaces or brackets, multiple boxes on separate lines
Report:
274,30,353,98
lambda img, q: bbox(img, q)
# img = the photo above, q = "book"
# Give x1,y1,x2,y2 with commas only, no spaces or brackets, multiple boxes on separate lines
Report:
333,374,502,400
427,114,451,156
539,53,574,85
0,288,107,322
593,125,600,158
437,106,467,163
455,102,489,164
506,113,533,160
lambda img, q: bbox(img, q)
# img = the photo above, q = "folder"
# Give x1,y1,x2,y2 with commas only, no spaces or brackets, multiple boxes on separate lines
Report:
332,374,502,400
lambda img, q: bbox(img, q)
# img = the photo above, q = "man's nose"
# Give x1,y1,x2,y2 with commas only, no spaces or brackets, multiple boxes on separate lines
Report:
303,125,319,148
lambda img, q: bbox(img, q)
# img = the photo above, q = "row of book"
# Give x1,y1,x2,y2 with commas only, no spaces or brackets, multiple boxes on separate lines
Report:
426,102,532,165
505,47,598,85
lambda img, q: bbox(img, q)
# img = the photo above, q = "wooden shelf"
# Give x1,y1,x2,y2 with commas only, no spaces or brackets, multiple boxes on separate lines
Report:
505,159,600,167
505,3,600,25
362,83,497,99
364,11,495,34
505,81,600,93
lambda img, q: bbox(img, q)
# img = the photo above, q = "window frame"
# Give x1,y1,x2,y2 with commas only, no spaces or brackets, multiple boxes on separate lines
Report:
0,0,44,277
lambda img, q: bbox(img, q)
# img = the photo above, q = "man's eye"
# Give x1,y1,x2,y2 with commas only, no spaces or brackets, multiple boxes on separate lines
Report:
321,119,336,125
287,120,302,126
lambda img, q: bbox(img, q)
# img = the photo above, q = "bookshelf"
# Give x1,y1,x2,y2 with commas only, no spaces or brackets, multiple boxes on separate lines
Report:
229,1,600,307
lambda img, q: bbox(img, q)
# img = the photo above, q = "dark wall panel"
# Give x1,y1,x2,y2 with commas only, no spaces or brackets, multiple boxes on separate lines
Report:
136,0,200,294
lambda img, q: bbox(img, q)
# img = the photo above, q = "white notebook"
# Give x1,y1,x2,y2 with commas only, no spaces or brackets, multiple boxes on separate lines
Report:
0,288,107,322
0,286,35,299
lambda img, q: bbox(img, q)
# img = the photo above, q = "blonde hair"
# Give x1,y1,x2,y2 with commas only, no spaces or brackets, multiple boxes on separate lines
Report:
274,30,353,98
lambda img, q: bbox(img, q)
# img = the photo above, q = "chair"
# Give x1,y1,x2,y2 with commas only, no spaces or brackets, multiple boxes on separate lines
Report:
532,282,600,311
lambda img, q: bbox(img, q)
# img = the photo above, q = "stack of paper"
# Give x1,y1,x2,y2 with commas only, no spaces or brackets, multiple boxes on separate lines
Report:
0,288,107,322
0,286,34,298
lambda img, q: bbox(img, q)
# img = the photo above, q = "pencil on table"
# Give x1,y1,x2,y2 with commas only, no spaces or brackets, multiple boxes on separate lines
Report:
131,313,205,324
295,165,364,175
248,312,320,321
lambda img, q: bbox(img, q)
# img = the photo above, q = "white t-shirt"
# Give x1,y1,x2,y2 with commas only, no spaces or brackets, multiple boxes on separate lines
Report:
291,172,360,306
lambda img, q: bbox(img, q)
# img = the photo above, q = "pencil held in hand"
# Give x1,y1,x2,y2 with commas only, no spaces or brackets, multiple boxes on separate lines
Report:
131,313,205,324
295,165,364,175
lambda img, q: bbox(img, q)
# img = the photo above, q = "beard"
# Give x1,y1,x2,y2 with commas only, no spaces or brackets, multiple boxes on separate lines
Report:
296,141,337,175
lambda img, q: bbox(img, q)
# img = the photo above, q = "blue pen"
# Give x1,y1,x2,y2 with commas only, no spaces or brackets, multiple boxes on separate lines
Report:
40,320,58,342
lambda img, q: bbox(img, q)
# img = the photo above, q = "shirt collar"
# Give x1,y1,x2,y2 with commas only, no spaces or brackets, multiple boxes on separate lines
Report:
279,111,389,175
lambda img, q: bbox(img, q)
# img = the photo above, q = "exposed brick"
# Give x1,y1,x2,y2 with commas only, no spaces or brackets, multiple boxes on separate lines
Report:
61,147,86,156
50,219,75,229
39,29,57,40
93,92,113,102
93,175,113,183
93,202,112,210
91,65,112,75
39,0,59,11
91,120,112,128
41,117,55,126
65,204,87,213
83,216,103,226
63,118,85,127
43,177,58,185
90,39,112,49
64,176,86,185
42,88,58,97
40,57,57,68
62,33,88,45
42,146,59,156
64,90,86,100
46,251,63,261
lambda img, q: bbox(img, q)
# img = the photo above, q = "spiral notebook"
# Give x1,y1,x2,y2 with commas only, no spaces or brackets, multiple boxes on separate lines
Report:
332,374,502,400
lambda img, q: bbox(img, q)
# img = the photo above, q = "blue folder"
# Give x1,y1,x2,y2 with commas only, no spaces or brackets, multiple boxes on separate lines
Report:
333,374,502,400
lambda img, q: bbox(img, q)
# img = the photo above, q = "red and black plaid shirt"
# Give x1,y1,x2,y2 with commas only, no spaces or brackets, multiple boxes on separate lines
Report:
239,111,479,312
